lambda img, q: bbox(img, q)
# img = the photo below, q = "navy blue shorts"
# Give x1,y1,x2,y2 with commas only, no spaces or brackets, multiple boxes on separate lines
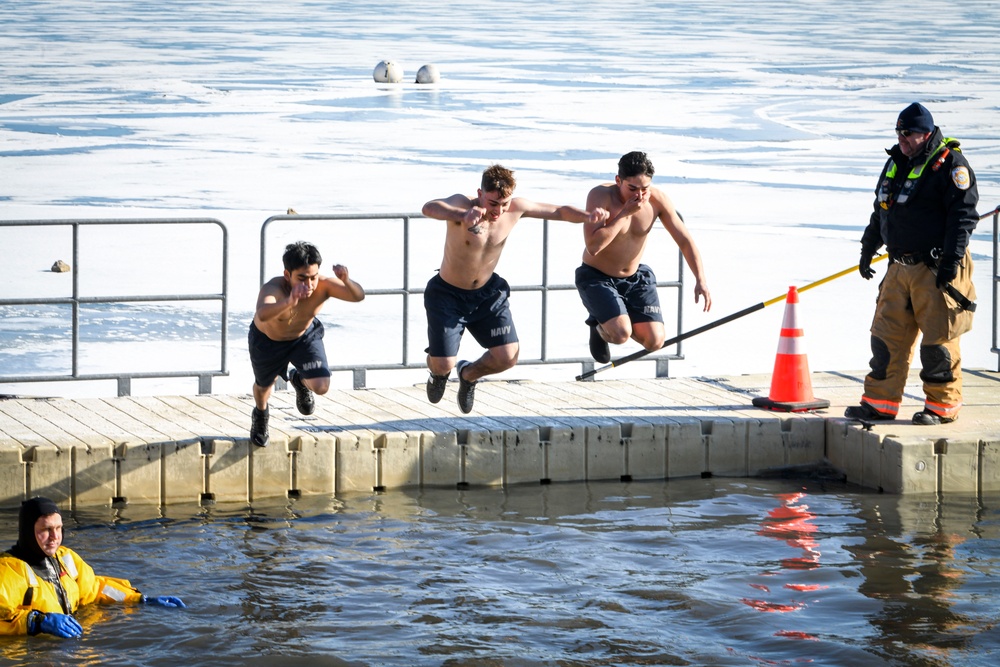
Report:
248,319,331,388
424,272,518,358
575,263,664,326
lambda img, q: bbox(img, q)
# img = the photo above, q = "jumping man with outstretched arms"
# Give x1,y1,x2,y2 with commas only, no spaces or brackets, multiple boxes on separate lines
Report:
422,164,609,413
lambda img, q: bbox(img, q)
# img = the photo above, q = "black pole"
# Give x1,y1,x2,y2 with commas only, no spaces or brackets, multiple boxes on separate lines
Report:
575,254,888,381
575,302,765,381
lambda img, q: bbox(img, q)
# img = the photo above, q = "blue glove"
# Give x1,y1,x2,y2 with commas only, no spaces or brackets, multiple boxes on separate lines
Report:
143,595,186,608
38,612,83,638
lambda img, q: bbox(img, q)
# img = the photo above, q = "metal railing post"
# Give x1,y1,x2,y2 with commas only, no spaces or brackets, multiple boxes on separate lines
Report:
675,240,685,359
72,222,80,378
992,206,999,371
220,221,230,379
402,215,411,369
541,219,550,361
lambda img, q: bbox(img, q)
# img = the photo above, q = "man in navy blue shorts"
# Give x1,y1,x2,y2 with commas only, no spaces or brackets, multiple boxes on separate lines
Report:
576,152,712,364
248,241,365,447
421,164,609,413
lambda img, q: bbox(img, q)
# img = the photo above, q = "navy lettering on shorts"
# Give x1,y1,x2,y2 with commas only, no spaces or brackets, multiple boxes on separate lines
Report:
575,263,664,326
248,319,331,388
424,273,518,358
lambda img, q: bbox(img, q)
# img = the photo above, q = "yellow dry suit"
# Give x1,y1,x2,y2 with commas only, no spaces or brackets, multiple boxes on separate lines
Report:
0,546,143,635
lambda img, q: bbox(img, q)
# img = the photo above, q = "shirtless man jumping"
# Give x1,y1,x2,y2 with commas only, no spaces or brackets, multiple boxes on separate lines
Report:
577,151,711,364
422,164,609,413
248,241,365,447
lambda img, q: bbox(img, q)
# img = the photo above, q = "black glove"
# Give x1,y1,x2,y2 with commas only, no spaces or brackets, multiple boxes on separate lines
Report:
936,260,959,288
859,253,876,280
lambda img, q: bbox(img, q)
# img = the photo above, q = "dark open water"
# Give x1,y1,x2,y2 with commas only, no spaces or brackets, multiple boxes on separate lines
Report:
1,478,998,666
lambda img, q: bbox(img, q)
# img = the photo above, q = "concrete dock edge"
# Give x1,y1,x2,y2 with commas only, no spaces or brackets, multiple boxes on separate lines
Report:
1,372,997,507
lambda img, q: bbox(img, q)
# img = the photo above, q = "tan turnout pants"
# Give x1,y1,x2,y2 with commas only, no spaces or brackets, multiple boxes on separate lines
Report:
861,249,975,419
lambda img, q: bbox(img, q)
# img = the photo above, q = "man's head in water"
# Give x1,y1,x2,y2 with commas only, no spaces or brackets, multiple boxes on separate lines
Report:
14,497,63,563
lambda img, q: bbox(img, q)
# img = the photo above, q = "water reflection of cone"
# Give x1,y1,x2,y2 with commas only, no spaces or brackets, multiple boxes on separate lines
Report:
752,286,830,412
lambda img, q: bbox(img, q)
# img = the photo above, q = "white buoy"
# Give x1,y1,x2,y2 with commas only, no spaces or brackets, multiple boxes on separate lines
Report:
415,64,440,84
373,60,403,83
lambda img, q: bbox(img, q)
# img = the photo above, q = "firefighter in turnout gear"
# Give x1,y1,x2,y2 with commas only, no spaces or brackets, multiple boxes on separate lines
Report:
846,102,979,426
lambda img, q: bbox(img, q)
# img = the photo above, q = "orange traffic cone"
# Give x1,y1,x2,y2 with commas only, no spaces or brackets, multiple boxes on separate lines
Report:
752,286,830,412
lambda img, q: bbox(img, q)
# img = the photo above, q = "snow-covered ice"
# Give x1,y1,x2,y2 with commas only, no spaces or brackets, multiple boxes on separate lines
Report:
1,0,997,397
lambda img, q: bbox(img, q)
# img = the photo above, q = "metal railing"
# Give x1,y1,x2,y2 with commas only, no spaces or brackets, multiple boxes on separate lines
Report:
260,213,686,388
990,205,1000,371
0,218,229,396
3,206,991,397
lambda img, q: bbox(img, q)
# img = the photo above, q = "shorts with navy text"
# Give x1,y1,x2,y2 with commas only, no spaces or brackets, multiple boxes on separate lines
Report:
575,263,664,326
424,272,518,358
248,319,331,388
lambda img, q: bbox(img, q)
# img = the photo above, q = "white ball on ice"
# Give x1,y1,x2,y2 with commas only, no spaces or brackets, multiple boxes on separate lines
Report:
373,60,403,83
415,64,440,84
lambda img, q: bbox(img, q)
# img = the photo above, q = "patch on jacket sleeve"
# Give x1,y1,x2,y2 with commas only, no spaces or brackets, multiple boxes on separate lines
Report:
951,166,971,190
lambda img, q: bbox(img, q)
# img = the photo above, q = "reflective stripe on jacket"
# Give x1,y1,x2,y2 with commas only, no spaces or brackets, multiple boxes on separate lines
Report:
877,137,952,207
861,128,979,261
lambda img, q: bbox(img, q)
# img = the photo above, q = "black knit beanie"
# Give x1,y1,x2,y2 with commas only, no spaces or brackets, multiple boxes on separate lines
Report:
896,102,935,134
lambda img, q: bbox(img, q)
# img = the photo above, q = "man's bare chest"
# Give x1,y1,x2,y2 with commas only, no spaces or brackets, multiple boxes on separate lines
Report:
461,222,512,250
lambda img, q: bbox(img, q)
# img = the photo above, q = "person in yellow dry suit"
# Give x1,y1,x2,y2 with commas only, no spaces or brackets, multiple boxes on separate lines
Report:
0,497,185,638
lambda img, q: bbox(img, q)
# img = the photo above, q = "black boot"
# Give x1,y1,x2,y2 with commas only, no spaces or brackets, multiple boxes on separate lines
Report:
844,403,894,421
912,410,956,425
